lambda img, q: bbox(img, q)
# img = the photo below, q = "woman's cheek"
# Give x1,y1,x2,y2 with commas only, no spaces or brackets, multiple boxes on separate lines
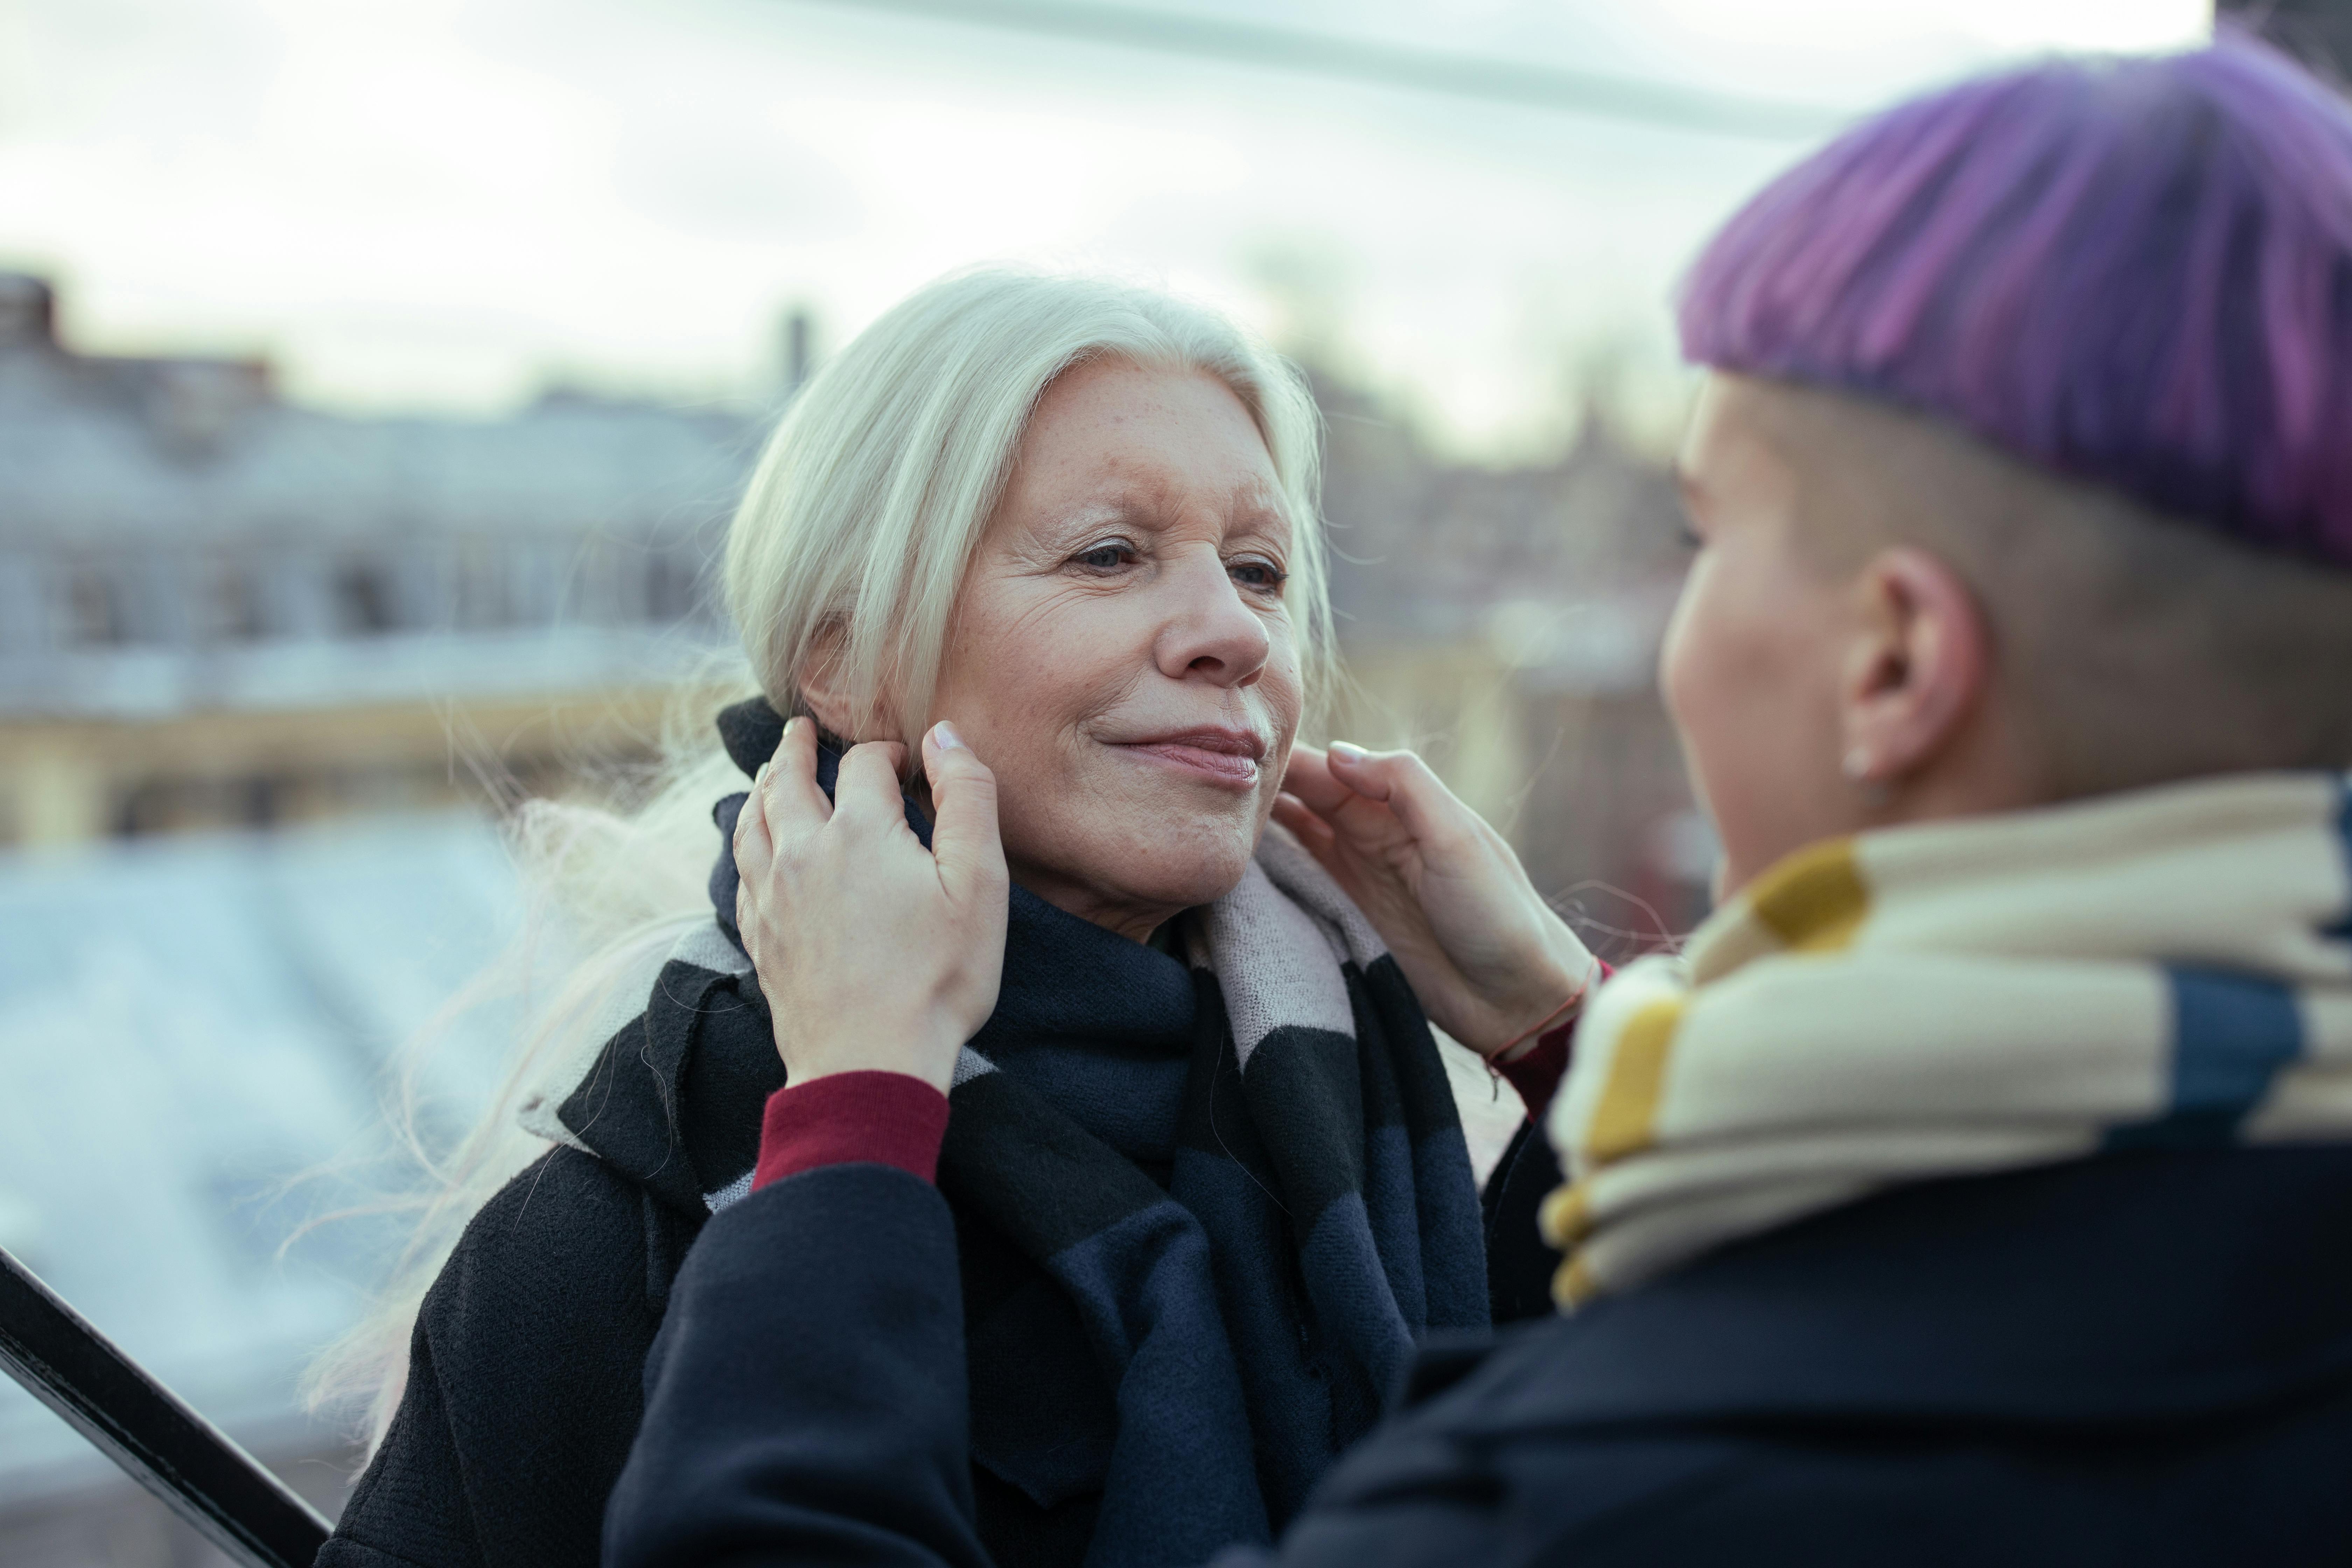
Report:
1263,637,1304,738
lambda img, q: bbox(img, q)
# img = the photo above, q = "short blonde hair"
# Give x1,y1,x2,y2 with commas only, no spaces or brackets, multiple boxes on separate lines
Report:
726,266,1333,740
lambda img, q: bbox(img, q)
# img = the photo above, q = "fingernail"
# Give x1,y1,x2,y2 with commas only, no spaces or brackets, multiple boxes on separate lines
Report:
755,762,769,785
1329,741,1367,762
931,720,966,752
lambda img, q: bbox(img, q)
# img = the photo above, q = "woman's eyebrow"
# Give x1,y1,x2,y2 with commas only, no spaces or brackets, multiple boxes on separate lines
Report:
1033,486,1288,548
1226,485,1292,537
1039,500,1144,541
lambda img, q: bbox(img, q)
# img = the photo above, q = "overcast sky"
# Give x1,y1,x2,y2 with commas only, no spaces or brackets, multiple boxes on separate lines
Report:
0,0,2208,457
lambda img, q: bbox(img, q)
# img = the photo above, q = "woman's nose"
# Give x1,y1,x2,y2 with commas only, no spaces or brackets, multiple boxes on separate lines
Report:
1153,548,1272,688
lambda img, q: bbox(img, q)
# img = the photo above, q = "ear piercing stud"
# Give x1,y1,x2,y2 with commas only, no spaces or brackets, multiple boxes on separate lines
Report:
1843,747,1892,808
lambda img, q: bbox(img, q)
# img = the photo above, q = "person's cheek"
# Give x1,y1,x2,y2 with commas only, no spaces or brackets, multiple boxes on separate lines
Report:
1252,627,1303,798
1659,560,1756,887
957,593,1072,812
1264,632,1303,734
1658,564,1724,790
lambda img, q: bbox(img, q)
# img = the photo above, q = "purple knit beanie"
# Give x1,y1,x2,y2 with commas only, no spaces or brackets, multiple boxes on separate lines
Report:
1679,28,2352,567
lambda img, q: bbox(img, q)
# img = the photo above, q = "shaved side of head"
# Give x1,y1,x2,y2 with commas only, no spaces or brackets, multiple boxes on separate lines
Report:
1731,376,2352,798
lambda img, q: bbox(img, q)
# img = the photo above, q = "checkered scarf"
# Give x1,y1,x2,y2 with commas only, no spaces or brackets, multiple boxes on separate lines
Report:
682,701,1489,1566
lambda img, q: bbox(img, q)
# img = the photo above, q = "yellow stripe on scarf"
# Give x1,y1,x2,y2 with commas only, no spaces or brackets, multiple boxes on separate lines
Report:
1585,997,1685,1163
1549,996,1685,1307
1537,1181,1588,1249
1553,1250,1600,1309
1746,838,1871,953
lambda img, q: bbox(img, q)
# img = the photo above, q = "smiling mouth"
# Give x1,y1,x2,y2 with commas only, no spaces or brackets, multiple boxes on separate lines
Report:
1110,730,1266,790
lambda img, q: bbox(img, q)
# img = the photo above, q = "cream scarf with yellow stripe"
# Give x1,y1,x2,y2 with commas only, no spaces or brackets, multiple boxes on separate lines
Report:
1539,770,2352,1308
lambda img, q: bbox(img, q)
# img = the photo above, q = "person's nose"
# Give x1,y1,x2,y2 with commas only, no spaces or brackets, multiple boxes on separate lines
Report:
1153,545,1271,690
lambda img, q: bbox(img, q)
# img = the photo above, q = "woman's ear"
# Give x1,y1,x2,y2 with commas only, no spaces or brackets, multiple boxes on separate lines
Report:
794,620,875,742
1836,546,1992,795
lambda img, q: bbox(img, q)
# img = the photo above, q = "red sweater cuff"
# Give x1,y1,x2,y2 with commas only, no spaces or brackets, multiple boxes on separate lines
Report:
752,1071,951,1189
1494,961,1612,1119
1497,1026,1571,1119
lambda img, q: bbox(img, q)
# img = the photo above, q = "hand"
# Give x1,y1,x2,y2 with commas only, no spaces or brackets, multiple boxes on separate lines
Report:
732,716,1009,1093
1272,743,1597,1059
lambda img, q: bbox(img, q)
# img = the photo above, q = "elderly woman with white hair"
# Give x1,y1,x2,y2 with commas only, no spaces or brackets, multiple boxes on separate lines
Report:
310,269,1595,1568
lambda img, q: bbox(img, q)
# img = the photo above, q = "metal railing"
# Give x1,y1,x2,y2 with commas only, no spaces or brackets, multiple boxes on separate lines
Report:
0,1243,331,1568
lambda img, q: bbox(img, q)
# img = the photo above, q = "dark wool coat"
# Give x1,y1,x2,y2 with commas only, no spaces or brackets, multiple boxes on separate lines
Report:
313,963,1566,1568
607,1144,2352,1568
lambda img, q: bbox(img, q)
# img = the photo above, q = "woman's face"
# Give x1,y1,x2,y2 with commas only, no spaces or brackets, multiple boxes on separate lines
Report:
930,358,1303,940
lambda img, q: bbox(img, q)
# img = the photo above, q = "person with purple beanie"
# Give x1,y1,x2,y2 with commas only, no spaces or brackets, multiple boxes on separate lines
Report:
598,30,2352,1568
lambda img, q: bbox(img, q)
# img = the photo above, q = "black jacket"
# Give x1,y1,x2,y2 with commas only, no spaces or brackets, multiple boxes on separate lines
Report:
607,1143,2352,1567
314,969,1565,1568
323,1147,694,1568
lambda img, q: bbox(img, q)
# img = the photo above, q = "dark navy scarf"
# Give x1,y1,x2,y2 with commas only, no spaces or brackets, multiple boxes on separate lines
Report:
661,699,1488,1566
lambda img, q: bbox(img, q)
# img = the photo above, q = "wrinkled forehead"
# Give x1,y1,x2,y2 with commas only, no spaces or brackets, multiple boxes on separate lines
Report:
997,362,1293,540
1027,476,1292,533
1023,360,1273,470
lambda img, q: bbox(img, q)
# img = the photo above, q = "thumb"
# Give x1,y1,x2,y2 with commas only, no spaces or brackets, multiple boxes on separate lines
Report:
1327,743,1464,845
922,721,1007,904
1276,743,1355,814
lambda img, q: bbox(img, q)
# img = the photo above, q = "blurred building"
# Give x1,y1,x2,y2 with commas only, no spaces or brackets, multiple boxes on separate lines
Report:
0,271,760,848
1315,370,1711,951
2220,0,2352,79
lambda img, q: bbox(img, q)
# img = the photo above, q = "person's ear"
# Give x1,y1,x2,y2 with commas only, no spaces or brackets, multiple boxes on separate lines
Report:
1836,547,1990,796
793,620,865,741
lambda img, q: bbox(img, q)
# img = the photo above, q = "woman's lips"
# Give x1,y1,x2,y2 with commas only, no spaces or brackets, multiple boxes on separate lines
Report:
1111,730,1266,791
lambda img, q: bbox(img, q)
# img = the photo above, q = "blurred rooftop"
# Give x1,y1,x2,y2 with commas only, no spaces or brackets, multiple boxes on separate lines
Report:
0,273,754,722
0,271,759,848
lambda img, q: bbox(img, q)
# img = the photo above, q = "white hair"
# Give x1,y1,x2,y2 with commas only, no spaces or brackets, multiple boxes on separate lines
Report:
304,267,1331,1454
731,266,1332,734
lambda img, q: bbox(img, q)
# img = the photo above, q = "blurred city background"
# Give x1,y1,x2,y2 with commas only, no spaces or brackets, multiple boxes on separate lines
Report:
0,0,2307,1562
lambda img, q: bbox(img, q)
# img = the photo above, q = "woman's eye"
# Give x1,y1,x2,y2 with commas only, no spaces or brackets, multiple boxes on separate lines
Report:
1074,543,1134,571
1230,559,1288,591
